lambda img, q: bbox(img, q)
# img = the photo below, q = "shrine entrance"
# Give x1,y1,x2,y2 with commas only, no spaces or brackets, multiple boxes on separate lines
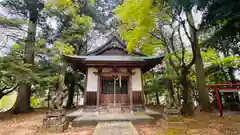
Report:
100,76,129,105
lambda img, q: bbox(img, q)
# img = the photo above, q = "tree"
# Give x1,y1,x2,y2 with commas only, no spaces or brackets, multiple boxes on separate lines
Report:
1,0,44,113
114,0,218,113
0,0,93,112
0,47,37,100
201,0,240,83
114,0,196,115
44,0,93,109
144,72,166,105
166,0,213,112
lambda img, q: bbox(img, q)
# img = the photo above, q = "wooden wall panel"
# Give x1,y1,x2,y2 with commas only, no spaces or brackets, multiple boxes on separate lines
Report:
99,48,128,55
133,91,143,105
86,92,97,106
100,94,129,104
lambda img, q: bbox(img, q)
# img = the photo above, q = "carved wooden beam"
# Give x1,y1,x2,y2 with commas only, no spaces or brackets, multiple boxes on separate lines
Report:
93,68,102,75
127,68,136,75
93,67,136,77
99,71,131,77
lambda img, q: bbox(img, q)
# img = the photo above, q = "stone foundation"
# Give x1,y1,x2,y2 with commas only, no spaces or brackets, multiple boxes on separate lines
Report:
42,121,69,133
42,111,69,133
163,108,182,122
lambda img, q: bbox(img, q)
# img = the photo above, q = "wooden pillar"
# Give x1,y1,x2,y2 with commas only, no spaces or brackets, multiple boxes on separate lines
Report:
141,70,145,107
215,87,222,116
129,75,133,115
96,74,100,115
84,68,88,107
114,76,116,110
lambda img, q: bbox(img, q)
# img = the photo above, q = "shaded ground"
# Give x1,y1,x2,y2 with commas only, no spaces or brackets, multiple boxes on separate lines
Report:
135,111,240,135
0,109,94,135
0,108,240,135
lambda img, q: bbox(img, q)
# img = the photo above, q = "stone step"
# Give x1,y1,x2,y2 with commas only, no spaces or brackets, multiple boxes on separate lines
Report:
93,122,139,135
145,108,162,119
72,113,156,127
66,108,83,121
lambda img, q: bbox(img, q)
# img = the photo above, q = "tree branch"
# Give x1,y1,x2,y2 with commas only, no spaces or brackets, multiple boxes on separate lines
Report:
181,20,194,45
177,23,185,66
180,20,196,69
2,84,18,96
151,29,180,75
204,65,220,76
169,27,181,61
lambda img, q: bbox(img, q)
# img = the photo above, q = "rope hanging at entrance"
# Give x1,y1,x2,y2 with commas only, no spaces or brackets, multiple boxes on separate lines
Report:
115,75,122,88
119,75,122,88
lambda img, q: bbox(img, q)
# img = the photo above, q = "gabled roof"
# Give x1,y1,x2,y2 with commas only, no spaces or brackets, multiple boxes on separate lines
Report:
63,33,164,73
86,34,144,56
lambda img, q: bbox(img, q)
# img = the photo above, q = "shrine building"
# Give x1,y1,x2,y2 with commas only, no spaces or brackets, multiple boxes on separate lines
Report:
63,35,164,113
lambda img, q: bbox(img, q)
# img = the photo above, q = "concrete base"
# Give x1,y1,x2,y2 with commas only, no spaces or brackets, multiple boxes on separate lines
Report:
93,122,139,135
163,108,182,121
42,113,69,133
66,108,83,121
145,108,162,119
43,116,66,125
72,113,155,127
66,107,161,127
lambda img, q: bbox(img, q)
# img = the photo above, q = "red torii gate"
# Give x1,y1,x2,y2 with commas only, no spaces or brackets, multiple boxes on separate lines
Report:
206,84,240,116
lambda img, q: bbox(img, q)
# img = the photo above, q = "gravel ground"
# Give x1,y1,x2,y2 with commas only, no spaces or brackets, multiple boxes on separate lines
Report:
0,109,94,135
135,112,240,135
0,109,239,135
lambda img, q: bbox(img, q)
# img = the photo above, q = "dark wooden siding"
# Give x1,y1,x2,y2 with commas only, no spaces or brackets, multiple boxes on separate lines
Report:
133,91,143,105
86,92,97,106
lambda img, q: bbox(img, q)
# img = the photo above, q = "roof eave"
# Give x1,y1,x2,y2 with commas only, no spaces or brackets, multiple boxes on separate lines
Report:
63,55,164,73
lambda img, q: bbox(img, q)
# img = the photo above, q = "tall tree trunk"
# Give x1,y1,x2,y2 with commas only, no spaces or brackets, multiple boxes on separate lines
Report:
11,10,37,114
228,67,236,83
187,11,211,112
195,46,211,111
66,75,76,109
168,80,177,108
155,92,160,105
11,84,32,113
145,94,148,105
176,84,181,105
181,69,194,116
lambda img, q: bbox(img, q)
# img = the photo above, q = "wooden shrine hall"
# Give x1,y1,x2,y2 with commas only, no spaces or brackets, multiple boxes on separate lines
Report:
63,35,164,113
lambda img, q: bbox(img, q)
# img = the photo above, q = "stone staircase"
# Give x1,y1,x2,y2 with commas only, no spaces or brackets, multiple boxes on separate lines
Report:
66,106,162,127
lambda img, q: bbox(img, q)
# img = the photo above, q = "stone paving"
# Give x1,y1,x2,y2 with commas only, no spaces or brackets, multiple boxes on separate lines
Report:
92,122,139,135
67,107,161,127
72,112,155,127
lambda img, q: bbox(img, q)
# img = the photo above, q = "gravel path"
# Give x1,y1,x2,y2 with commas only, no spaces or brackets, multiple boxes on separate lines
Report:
93,122,138,135
0,109,239,135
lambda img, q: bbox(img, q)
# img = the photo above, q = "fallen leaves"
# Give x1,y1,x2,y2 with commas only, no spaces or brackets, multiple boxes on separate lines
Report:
135,112,240,135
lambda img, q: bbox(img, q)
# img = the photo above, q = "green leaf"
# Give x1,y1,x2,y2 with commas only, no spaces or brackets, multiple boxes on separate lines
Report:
11,43,21,50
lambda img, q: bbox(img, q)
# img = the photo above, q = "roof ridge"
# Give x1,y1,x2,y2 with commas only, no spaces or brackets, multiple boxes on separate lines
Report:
86,34,127,55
